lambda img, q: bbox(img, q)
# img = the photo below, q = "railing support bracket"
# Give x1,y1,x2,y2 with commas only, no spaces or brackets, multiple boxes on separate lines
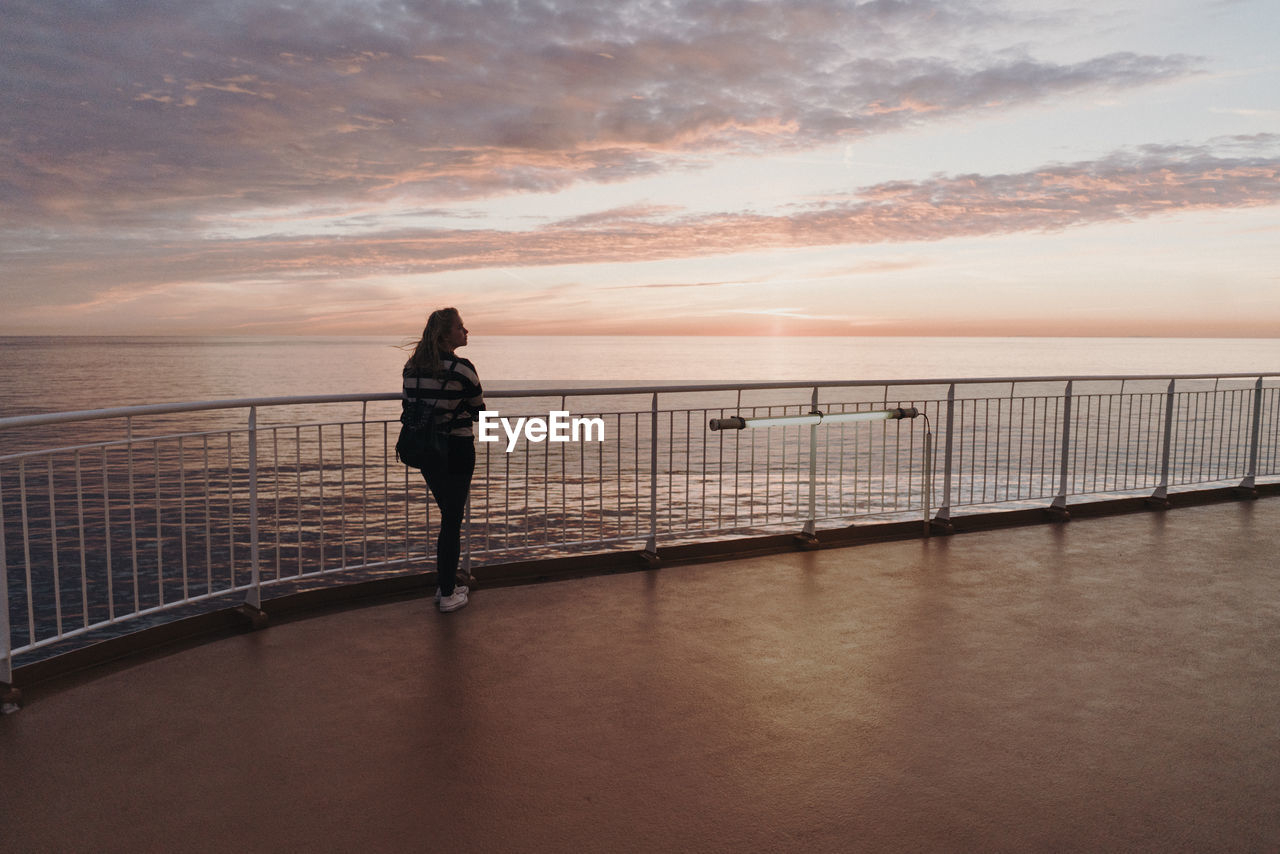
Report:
1,684,21,714
640,549,661,568
793,531,820,550
1045,499,1071,522
929,517,955,535
233,604,269,631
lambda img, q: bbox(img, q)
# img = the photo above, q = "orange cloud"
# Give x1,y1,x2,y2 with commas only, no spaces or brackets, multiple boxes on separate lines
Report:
5,142,1277,304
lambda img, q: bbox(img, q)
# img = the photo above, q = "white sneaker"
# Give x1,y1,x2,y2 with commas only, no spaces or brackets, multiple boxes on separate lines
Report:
434,584,469,603
438,588,469,613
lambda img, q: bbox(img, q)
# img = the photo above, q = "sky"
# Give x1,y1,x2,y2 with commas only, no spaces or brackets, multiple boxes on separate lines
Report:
2,0,1278,338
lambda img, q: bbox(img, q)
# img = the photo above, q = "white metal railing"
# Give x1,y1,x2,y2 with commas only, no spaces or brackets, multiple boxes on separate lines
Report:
3,374,1278,682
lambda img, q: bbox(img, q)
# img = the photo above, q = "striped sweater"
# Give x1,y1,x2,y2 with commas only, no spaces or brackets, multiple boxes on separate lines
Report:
402,356,485,437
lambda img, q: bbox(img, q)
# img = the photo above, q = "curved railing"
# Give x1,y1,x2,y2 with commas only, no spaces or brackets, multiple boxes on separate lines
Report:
4,373,1279,685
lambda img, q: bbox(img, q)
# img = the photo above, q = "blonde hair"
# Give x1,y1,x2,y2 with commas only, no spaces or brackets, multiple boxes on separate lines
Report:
404,307,460,379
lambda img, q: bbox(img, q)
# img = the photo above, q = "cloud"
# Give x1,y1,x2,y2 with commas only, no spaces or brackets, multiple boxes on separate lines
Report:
549,203,686,230
723,307,885,324
605,279,751,290
2,0,1198,229
5,139,1277,305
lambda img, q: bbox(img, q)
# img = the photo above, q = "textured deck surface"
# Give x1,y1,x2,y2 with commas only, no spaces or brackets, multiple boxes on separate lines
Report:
5,498,1280,852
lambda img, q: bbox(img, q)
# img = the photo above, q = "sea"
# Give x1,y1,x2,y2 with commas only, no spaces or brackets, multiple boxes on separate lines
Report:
3,334,1278,657
2,335,1279,417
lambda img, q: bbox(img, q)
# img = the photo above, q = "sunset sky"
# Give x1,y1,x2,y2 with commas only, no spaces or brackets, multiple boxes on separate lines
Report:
3,0,1278,337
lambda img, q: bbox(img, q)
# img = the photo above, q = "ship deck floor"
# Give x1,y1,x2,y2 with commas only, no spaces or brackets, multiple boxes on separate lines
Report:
5,497,1280,852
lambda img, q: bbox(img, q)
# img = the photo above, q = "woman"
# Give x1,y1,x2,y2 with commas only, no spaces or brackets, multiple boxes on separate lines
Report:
403,307,484,613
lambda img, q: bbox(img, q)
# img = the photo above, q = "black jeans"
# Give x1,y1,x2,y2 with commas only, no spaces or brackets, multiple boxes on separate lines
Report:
421,437,475,596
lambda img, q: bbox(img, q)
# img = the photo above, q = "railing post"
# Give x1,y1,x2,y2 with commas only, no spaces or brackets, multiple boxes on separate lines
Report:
463,494,473,581
1239,376,1264,494
1049,380,1073,519
922,426,933,536
360,401,369,565
1149,379,1176,507
643,392,659,563
1,467,17,710
931,384,955,533
800,387,819,543
243,406,264,617
126,416,139,616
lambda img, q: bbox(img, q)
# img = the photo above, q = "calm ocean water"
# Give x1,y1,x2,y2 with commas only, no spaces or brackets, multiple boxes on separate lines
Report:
5,334,1278,654
2,335,1278,417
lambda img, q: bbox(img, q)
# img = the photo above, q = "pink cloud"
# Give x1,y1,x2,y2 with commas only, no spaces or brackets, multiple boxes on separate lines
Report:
5,142,1277,303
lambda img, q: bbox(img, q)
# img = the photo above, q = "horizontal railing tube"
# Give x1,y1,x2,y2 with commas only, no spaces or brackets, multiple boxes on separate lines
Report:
4,373,1277,434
